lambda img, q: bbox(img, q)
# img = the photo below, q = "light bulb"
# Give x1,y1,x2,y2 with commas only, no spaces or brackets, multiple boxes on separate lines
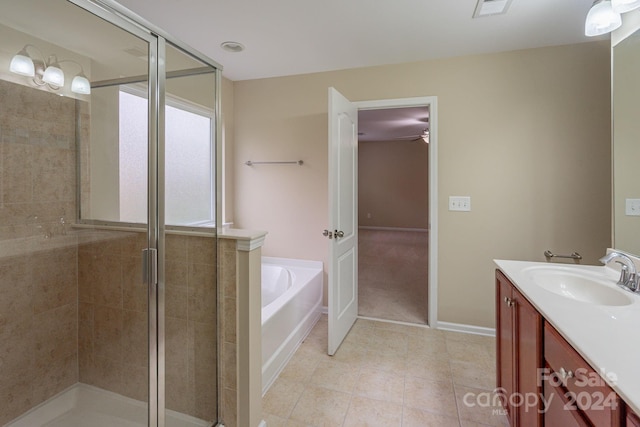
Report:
71,74,91,94
585,0,622,37
42,55,64,87
9,49,35,77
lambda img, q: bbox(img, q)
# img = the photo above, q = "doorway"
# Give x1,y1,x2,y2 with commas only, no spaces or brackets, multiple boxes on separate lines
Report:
357,106,430,324
327,91,437,353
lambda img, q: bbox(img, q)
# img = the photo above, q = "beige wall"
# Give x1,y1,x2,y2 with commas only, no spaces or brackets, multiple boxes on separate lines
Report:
358,139,429,229
231,41,612,328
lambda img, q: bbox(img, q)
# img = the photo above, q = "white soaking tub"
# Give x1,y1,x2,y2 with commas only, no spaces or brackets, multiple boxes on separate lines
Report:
261,257,323,394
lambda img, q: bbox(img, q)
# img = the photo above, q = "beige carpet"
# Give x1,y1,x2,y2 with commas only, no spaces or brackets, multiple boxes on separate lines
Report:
358,229,429,324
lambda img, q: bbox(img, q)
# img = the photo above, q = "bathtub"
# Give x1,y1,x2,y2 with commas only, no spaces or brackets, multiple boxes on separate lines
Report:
261,257,323,394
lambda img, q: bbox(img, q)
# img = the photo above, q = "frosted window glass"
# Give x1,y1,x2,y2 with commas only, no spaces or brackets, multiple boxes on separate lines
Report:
165,104,212,225
119,90,213,225
119,90,148,223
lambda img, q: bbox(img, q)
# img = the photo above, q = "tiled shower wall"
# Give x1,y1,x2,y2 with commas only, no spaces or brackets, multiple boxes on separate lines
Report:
77,232,217,420
0,80,218,424
0,80,79,425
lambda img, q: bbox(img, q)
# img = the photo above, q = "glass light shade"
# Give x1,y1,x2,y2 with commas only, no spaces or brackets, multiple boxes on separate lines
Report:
612,0,640,13
42,65,64,87
9,53,35,77
71,74,91,94
585,0,622,36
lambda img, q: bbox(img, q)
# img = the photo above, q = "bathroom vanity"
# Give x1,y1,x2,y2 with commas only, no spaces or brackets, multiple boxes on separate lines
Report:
495,260,640,427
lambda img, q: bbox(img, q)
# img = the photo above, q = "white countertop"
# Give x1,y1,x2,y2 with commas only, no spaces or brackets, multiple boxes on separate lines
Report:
494,259,640,414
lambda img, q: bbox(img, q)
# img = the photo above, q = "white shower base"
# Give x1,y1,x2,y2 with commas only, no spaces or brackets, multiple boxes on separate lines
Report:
6,383,212,427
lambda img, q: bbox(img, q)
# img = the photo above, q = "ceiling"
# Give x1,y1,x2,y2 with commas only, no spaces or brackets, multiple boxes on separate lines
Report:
359,107,429,143
0,0,604,140
114,0,602,82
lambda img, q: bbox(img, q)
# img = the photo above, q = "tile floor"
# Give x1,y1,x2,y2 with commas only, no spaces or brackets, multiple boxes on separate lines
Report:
262,316,509,427
358,229,428,324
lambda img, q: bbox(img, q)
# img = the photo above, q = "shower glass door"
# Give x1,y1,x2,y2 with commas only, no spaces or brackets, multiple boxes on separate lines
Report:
0,0,154,425
0,1,220,426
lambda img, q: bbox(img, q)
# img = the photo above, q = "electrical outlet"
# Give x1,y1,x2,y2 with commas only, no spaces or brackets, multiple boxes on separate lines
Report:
626,199,640,216
449,196,471,212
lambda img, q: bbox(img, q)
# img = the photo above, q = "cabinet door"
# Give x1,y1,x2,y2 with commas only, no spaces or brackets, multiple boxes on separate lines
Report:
543,379,590,427
544,323,621,427
513,287,543,426
627,406,640,427
496,271,515,425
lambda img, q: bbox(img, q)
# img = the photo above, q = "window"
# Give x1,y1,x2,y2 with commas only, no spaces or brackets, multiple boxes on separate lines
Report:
119,87,214,226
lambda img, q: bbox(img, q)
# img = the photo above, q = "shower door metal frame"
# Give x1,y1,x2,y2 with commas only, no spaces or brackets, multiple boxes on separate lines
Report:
64,1,224,426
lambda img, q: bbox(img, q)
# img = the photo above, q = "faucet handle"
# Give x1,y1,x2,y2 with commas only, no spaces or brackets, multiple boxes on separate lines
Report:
615,261,630,286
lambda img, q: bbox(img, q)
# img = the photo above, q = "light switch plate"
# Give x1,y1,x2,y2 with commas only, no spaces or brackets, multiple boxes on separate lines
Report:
449,196,471,211
626,198,640,216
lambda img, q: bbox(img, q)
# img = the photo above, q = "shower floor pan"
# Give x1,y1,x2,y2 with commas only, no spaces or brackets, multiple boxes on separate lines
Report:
6,383,212,427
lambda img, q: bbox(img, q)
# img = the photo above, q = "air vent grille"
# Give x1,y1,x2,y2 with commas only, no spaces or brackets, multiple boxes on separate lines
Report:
473,0,513,18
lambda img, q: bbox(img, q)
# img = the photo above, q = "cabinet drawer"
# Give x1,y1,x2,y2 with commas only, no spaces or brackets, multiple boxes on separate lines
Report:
544,322,621,426
544,378,590,427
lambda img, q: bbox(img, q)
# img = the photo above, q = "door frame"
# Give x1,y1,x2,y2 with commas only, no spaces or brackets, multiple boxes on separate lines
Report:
354,96,438,328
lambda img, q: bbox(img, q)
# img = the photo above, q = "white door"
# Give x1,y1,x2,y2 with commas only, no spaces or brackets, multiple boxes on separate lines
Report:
327,87,358,355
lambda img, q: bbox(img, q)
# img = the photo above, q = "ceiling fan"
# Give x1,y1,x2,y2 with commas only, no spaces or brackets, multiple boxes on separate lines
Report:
395,128,430,143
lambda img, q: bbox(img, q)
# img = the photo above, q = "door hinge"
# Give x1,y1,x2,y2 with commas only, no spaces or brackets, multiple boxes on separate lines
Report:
142,248,158,285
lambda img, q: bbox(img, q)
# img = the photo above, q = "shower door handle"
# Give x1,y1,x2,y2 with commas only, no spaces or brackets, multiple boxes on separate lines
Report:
142,248,158,285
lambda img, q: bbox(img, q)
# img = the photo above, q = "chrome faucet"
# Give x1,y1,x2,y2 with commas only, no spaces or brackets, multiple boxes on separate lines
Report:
599,251,639,292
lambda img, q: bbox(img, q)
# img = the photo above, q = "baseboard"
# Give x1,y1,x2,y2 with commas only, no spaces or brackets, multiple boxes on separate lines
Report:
358,226,428,233
436,321,496,337
323,307,495,338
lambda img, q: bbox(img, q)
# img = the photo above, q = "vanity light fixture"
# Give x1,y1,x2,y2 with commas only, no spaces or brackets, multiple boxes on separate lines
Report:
9,44,91,94
612,0,640,13
585,0,622,36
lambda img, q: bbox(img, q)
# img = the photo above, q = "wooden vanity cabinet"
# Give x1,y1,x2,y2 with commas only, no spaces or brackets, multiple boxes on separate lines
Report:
543,322,621,427
497,269,626,427
496,270,543,427
626,407,640,427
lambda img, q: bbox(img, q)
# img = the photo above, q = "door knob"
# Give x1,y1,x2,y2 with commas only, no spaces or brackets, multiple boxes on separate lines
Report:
335,230,344,238
323,229,333,239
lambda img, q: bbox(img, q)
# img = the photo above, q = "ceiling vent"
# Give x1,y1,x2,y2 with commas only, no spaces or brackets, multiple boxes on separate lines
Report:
473,0,513,18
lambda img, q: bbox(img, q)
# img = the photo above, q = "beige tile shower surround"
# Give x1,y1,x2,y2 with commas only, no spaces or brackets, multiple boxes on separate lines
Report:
263,316,507,427
0,80,219,425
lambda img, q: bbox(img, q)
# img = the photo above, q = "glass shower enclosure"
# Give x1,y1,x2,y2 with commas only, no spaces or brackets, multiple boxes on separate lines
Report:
0,0,221,426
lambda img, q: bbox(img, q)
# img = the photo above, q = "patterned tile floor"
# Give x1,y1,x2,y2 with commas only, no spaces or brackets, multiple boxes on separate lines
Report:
262,316,509,427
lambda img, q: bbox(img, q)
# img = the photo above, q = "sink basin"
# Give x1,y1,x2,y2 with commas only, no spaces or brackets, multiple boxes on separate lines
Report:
524,267,634,306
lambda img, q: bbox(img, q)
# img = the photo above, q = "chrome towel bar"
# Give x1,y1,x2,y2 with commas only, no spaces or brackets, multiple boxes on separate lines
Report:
245,160,303,166
544,250,582,260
